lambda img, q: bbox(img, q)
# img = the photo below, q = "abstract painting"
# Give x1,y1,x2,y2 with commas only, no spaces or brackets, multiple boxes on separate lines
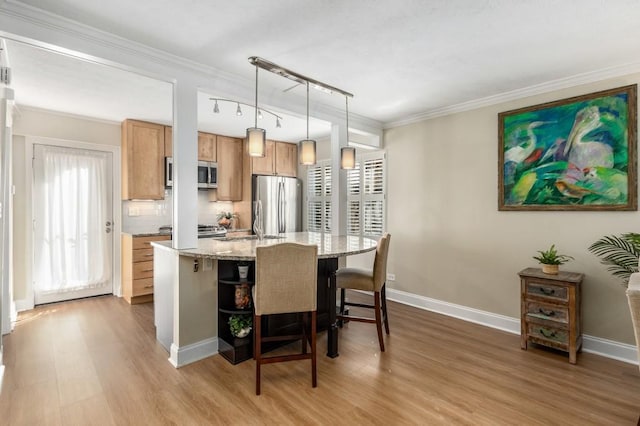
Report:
499,85,637,211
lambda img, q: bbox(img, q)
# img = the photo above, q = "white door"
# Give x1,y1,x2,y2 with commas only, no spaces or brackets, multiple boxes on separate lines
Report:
32,144,114,305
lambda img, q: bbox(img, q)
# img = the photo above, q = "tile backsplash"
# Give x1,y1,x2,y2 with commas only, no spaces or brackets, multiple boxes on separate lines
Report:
121,189,233,234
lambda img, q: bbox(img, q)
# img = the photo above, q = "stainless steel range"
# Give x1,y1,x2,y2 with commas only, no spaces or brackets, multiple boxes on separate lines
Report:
158,224,227,239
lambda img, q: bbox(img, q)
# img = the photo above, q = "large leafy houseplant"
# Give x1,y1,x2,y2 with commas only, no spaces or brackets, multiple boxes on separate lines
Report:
588,233,640,286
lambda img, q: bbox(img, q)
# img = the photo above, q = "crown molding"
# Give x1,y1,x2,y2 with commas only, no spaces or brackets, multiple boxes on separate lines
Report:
0,0,383,136
384,60,640,129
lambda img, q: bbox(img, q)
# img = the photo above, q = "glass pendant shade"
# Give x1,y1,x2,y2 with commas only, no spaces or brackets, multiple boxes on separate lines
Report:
340,147,356,169
247,127,266,157
299,139,317,165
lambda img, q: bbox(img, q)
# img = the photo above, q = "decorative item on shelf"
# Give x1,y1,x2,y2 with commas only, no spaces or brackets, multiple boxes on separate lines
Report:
229,314,252,338
253,200,264,240
235,282,251,309
217,211,236,229
588,232,640,286
238,262,250,281
533,244,574,275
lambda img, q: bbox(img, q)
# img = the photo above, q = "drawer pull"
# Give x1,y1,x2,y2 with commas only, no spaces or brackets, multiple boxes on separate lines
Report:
539,287,556,296
141,269,154,272
538,308,555,316
539,328,557,338
144,285,153,289
145,254,154,257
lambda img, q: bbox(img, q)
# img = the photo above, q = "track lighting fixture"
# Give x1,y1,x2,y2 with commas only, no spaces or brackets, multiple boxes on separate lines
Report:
208,98,284,132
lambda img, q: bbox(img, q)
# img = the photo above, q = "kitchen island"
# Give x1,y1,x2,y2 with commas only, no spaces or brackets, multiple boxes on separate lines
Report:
151,232,377,367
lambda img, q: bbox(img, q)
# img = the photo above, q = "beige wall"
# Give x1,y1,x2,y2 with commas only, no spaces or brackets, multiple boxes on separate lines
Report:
385,73,640,344
14,107,121,146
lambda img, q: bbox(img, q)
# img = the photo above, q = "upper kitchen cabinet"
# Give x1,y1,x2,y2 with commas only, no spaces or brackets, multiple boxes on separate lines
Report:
251,140,298,177
164,127,217,162
198,132,217,162
274,142,298,177
216,136,243,201
122,119,165,200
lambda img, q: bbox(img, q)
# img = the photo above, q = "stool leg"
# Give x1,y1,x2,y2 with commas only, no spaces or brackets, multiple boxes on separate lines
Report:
255,314,262,395
301,312,308,354
374,292,385,352
338,288,346,328
311,311,317,388
382,283,390,335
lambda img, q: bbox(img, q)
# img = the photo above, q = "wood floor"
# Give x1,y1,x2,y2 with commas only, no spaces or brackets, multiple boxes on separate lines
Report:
1,294,639,425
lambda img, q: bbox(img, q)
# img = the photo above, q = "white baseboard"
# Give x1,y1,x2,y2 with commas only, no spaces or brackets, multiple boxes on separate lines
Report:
386,288,638,365
14,298,34,313
169,337,218,368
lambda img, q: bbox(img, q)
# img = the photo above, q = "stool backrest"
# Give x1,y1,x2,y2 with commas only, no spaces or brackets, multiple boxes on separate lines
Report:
255,243,318,316
373,233,391,292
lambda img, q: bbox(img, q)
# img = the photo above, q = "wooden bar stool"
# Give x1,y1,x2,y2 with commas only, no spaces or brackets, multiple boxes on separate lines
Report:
337,233,391,352
253,243,318,395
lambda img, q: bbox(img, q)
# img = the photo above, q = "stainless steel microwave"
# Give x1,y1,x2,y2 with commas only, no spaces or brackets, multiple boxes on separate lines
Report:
165,157,218,189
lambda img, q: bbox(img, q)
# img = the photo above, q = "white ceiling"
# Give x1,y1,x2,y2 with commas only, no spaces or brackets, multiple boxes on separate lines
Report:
5,0,640,137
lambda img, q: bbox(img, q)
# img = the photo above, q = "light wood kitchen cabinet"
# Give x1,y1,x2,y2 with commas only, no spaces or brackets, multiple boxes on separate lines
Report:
164,127,217,162
198,132,217,162
216,135,243,201
250,140,297,177
275,141,298,177
121,234,170,304
122,119,165,200
164,126,173,157
251,140,276,175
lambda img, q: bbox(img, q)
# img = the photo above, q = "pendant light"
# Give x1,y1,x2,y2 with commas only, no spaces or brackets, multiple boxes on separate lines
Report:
247,65,266,157
341,96,356,169
299,81,317,165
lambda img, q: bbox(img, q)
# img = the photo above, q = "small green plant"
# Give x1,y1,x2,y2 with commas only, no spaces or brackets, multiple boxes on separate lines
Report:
228,314,252,337
217,211,234,221
533,244,574,265
589,233,640,286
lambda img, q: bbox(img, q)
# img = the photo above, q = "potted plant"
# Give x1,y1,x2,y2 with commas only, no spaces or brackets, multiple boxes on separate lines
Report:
589,233,640,286
533,244,574,275
229,314,252,338
217,211,235,228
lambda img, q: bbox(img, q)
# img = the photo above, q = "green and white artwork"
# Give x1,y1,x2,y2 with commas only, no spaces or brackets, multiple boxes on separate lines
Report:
499,85,637,211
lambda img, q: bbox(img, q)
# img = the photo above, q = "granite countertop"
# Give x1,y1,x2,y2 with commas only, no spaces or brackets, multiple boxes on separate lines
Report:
151,232,378,261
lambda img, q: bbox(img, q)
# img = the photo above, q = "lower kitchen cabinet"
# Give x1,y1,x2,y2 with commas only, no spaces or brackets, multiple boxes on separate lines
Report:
121,234,170,304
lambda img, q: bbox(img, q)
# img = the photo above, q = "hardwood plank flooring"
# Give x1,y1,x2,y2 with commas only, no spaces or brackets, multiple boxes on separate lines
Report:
1,293,639,425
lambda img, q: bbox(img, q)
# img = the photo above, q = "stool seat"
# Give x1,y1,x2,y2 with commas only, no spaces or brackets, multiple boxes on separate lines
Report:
336,268,374,291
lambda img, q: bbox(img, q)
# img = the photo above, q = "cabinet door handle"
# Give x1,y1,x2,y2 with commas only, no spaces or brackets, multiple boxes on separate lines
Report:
144,285,153,289
539,287,556,295
144,254,154,257
141,269,154,272
538,308,555,316
539,328,557,338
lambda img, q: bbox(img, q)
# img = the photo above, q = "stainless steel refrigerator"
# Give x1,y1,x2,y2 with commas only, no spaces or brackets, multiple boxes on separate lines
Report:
252,175,302,235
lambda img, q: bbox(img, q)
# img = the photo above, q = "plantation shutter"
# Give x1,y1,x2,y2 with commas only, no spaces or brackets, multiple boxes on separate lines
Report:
362,156,385,236
346,163,361,235
306,160,331,232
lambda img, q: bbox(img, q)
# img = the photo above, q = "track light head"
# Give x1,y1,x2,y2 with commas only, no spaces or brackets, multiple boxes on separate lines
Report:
236,103,242,116
213,100,219,114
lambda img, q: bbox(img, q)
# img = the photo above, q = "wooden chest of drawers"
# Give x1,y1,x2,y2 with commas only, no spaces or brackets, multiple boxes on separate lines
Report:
122,234,170,304
519,267,584,364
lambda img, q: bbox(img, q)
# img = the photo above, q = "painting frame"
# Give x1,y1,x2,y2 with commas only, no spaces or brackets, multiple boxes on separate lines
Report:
498,84,637,211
